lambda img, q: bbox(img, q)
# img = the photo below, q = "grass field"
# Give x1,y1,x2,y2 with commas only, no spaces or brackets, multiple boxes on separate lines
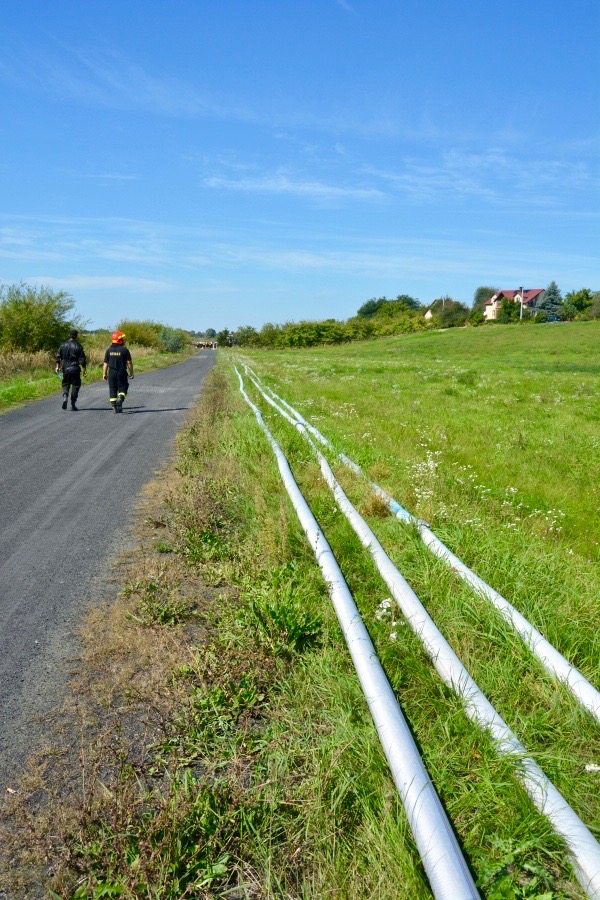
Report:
229,321,599,896
4,322,598,898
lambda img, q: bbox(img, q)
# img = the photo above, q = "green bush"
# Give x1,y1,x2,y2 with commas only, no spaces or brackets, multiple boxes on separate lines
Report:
0,283,80,351
115,320,189,352
469,309,486,326
587,292,600,319
158,327,188,352
116,319,163,348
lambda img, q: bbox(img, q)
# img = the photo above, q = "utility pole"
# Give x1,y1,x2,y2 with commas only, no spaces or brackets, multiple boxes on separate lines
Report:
519,285,524,320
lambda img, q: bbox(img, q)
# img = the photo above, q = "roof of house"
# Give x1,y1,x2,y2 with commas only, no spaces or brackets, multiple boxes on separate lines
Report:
485,289,544,306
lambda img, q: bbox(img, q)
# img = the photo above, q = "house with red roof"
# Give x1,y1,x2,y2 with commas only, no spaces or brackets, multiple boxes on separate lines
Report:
483,288,544,321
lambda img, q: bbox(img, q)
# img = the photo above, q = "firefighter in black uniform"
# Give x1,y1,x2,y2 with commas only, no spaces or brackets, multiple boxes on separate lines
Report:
55,328,87,410
102,331,134,413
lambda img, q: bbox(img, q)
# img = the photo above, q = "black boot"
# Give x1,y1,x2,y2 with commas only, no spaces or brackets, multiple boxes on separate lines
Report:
62,392,68,410
111,400,118,413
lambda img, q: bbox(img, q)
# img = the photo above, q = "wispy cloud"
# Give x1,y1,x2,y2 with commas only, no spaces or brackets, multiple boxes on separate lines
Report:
25,275,176,292
0,43,400,137
189,238,596,294
77,173,139,182
1,212,596,314
366,147,598,207
0,46,225,119
204,171,385,204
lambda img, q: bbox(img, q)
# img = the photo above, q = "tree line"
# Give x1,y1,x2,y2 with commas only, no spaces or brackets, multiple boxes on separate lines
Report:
3,280,598,357
224,282,599,349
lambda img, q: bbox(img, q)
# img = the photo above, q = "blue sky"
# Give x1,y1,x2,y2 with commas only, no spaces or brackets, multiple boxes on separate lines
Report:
1,0,598,332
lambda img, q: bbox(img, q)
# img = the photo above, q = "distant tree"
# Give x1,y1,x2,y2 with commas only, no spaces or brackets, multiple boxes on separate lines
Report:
117,319,163,348
426,297,468,328
0,283,81,352
216,328,230,346
356,297,388,318
560,288,594,319
204,328,217,338
234,325,259,346
257,322,284,347
536,281,562,314
588,291,600,319
394,294,421,310
438,299,469,328
469,308,485,326
158,327,187,352
374,299,414,319
472,286,498,311
497,297,521,324
357,294,419,318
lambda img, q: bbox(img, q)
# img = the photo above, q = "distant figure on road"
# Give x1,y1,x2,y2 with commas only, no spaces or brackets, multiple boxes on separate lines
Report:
55,328,87,411
103,331,134,413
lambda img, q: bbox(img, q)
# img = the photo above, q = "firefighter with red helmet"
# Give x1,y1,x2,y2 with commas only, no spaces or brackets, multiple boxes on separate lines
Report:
102,331,134,413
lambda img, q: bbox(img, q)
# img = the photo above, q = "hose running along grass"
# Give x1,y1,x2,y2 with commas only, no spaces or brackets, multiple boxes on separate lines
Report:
235,366,481,900
242,363,600,727
241,363,600,899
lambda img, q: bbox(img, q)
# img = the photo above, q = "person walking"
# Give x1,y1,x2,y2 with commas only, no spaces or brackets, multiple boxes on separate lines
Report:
55,328,87,411
103,331,134,413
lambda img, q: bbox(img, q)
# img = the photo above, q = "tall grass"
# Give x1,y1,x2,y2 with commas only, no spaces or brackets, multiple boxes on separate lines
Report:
228,322,599,894
0,349,69,377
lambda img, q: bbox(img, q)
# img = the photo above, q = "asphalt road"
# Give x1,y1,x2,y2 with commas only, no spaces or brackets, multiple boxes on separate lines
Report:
0,350,214,788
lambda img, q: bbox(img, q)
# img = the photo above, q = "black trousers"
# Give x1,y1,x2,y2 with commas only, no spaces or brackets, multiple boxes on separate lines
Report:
62,371,81,402
108,369,129,401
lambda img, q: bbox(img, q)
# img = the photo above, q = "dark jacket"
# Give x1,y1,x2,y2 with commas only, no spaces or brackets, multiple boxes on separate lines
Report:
103,344,132,371
56,339,87,374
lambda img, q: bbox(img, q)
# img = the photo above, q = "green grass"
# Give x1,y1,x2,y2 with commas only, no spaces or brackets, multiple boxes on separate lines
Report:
226,322,599,895
37,326,599,898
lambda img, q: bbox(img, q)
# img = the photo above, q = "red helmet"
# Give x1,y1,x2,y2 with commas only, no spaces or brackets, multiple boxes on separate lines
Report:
111,331,125,344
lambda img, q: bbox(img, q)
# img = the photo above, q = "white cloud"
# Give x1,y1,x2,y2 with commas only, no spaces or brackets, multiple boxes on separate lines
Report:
204,172,385,203
77,173,139,182
0,44,400,137
366,148,598,206
25,275,176,292
335,0,356,14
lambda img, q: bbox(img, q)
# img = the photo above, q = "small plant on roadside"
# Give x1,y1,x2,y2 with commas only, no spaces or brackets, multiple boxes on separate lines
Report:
134,588,194,627
64,772,236,898
124,575,196,627
245,576,323,658
155,541,174,553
